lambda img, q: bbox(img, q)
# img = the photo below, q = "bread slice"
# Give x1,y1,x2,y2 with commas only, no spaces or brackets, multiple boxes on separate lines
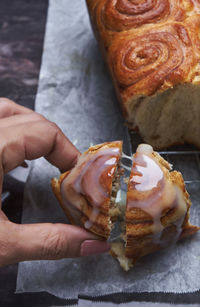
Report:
51,141,123,239
111,144,199,270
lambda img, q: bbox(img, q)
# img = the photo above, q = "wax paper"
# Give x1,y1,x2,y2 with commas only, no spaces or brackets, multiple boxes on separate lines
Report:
16,0,200,300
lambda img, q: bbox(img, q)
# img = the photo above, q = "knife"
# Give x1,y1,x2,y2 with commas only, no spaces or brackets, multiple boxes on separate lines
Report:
108,126,133,242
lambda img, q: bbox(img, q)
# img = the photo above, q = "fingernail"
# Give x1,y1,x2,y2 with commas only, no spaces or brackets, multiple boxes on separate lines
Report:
80,240,110,257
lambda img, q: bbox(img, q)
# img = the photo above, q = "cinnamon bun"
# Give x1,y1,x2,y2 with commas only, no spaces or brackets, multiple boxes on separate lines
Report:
52,141,199,270
51,141,123,239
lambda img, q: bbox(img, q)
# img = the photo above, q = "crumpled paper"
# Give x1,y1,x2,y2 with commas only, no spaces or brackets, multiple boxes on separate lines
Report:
16,0,200,300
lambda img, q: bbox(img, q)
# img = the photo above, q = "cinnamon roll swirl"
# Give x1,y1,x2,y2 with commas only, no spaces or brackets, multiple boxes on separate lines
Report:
125,144,196,264
86,0,200,149
87,0,185,48
109,21,197,97
51,141,122,239
185,0,200,13
111,144,199,270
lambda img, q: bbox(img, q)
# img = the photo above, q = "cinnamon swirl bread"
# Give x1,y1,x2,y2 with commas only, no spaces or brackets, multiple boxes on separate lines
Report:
86,0,200,149
52,141,199,270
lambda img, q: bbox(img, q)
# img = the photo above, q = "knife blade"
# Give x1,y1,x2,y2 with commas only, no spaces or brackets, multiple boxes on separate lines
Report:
108,127,132,242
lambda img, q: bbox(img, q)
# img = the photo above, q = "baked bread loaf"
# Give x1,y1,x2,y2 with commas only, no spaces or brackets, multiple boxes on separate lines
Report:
52,141,199,270
86,0,200,149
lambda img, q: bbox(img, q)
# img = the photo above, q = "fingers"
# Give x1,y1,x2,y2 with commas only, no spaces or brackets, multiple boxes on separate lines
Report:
0,112,45,129
0,98,80,172
0,221,110,266
0,97,33,118
0,113,79,174
0,211,8,221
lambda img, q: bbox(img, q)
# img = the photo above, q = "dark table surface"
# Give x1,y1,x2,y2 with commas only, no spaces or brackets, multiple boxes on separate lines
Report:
0,1,68,306
0,1,200,306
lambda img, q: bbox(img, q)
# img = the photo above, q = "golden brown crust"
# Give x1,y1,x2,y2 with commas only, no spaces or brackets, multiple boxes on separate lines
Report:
109,19,199,99
51,141,122,239
125,146,199,263
86,0,186,49
86,1,199,93
86,1,200,148
51,174,77,225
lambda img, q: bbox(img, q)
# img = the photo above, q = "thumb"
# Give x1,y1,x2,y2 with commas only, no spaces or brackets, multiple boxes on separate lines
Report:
1,221,110,266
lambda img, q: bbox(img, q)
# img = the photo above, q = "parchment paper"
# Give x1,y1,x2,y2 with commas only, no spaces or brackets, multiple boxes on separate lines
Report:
52,301,200,307
16,0,200,300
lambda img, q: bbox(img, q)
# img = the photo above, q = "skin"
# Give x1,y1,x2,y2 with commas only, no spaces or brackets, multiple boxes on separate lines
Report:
0,98,110,267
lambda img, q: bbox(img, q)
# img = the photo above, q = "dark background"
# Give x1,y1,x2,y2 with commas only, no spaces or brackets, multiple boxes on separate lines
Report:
0,1,199,306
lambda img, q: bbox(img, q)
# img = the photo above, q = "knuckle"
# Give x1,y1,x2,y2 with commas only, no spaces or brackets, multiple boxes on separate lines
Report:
0,98,14,113
28,112,46,122
47,121,60,133
38,120,61,136
45,121,62,140
41,225,68,259
30,117,61,136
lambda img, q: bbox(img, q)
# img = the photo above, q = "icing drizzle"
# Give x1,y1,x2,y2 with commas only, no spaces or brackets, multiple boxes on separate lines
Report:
127,144,187,245
61,145,121,230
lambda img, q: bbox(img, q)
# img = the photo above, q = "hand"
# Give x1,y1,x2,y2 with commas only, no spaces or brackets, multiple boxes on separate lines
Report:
0,98,110,267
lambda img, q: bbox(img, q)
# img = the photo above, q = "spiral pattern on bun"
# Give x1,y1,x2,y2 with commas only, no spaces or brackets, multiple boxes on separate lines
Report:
86,0,200,149
109,22,196,96
91,0,185,34
52,141,123,239
189,0,200,12
125,144,191,261
103,0,171,31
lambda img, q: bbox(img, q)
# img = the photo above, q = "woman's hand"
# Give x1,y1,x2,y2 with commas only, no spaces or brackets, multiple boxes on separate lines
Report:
0,98,110,267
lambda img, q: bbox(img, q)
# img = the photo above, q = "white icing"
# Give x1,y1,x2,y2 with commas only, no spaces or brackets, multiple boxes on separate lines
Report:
170,185,188,244
128,145,187,246
61,145,121,230
131,154,163,191
137,144,153,155
105,157,117,166
84,207,100,229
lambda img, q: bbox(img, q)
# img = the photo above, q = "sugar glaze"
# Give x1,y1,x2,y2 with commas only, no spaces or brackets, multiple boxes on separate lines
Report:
128,144,187,245
61,145,121,230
